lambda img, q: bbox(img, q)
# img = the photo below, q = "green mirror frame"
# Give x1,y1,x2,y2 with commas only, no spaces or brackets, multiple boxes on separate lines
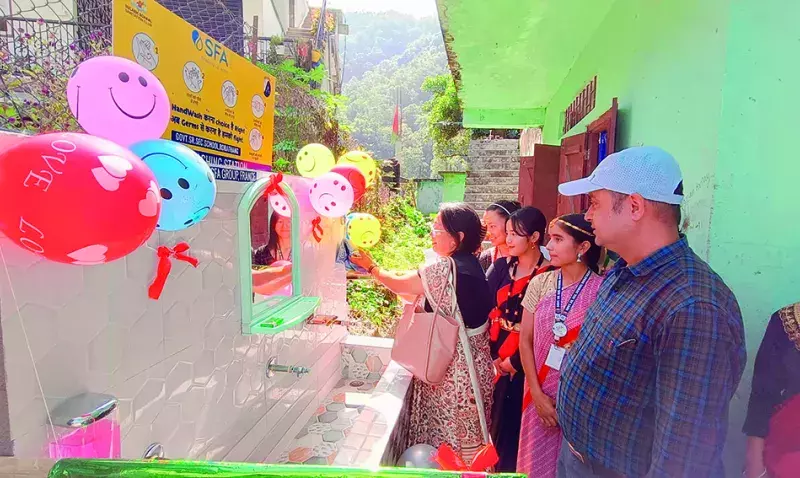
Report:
238,177,321,335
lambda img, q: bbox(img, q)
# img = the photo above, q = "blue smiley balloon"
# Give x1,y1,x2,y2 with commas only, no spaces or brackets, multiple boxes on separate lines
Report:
129,139,217,231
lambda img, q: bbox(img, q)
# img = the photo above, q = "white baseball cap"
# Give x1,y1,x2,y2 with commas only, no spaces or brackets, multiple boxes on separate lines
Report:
558,146,684,205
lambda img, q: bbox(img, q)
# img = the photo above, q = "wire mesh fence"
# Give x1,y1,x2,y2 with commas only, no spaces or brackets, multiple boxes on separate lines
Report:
0,0,264,133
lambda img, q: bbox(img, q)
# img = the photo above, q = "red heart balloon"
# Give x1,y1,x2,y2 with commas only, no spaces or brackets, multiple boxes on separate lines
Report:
0,132,160,264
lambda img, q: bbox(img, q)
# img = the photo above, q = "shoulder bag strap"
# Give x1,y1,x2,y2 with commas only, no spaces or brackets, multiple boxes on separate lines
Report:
421,260,454,318
447,257,491,445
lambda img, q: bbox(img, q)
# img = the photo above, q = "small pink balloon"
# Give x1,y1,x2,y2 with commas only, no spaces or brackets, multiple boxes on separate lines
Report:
309,172,354,218
269,192,291,217
330,164,367,202
67,56,170,147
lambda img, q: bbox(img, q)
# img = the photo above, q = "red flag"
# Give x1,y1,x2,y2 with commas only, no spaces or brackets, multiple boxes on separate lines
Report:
391,105,401,143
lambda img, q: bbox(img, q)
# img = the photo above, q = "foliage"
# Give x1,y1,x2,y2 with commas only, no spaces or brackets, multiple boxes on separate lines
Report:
340,12,442,83
343,32,447,178
421,74,471,174
347,180,431,337
258,59,353,174
310,9,337,34
0,26,110,133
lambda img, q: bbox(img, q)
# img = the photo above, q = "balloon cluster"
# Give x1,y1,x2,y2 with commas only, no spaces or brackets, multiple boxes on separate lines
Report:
294,144,381,247
0,55,218,265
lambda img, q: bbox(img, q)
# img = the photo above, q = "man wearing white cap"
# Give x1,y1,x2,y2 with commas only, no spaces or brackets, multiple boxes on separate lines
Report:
554,147,746,477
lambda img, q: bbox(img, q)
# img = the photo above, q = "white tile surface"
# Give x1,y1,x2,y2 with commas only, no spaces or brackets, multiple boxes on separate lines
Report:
0,176,348,460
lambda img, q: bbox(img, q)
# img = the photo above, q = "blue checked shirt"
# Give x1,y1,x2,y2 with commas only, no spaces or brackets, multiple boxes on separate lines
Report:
557,237,746,477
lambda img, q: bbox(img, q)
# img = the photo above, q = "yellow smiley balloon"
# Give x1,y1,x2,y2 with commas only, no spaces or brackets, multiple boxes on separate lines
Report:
296,144,336,178
346,213,382,248
338,151,377,187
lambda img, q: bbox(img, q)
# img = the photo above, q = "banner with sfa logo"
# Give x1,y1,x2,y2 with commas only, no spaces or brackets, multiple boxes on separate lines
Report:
112,0,275,166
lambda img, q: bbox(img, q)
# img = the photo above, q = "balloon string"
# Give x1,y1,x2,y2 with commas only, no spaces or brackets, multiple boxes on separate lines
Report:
311,217,324,243
148,243,199,300
263,172,285,198
0,244,61,459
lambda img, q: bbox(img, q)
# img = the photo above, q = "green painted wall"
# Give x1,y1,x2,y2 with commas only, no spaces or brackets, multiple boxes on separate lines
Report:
541,0,731,261
711,0,800,456
416,180,444,214
538,0,800,472
440,172,467,203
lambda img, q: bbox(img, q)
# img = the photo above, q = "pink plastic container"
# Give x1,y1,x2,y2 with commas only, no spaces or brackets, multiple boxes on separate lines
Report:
48,418,120,459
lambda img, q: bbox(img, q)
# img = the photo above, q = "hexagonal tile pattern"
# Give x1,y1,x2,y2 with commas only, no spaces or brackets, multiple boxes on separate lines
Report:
326,402,346,412
318,412,339,423
323,430,344,442
351,349,368,363
0,185,356,459
307,422,332,435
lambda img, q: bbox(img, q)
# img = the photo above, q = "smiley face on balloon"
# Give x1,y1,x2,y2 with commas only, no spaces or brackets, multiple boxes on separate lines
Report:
338,151,377,187
309,172,354,218
346,213,381,248
269,192,291,217
67,56,171,147
129,139,217,231
296,144,336,178
330,164,366,202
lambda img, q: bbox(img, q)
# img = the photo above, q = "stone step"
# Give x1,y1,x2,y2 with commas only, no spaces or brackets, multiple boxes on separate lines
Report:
466,169,518,178
469,139,520,152
467,173,519,187
468,158,521,170
464,192,520,204
465,183,519,194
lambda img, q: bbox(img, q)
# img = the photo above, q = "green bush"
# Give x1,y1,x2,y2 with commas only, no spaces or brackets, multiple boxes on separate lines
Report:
346,184,431,337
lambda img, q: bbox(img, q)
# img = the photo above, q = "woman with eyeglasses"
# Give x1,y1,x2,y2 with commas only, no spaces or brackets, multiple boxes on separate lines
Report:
479,201,522,272
350,202,494,465
485,206,554,472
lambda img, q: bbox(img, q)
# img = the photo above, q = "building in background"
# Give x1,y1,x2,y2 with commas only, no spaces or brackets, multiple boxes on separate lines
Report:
434,0,800,474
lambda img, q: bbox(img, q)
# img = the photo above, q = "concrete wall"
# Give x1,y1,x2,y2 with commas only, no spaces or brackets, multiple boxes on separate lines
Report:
540,0,800,472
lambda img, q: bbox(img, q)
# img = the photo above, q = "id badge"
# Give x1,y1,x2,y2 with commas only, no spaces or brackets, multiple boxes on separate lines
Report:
545,345,566,371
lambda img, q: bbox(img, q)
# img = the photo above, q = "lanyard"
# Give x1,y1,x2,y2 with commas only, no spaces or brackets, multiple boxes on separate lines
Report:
553,269,591,339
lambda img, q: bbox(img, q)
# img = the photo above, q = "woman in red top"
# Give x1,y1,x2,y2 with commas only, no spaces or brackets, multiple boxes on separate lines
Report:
485,206,554,472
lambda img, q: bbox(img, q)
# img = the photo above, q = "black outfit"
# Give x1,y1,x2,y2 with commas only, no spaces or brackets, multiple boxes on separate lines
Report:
252,244,275,266
485,256,551,472
743,309,800,437
423,251,493,329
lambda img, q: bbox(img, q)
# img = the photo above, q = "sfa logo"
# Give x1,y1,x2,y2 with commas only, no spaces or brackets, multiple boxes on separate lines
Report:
191,30,229,66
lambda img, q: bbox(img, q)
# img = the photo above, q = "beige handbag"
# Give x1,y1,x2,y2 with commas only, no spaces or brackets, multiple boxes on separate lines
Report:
391,258,460,385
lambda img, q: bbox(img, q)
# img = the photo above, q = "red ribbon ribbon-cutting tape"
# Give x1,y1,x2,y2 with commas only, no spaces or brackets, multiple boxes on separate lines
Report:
263,172,285,198
311,216,324,243
148,243,199,300
434,443,498,472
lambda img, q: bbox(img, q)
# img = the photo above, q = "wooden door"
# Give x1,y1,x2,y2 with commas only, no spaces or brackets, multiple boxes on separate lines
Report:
586,98,618,171
557,133,587,216
518,144,560,222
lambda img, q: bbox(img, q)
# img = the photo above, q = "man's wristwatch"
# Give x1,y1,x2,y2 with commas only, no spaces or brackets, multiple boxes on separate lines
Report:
367,265,378,274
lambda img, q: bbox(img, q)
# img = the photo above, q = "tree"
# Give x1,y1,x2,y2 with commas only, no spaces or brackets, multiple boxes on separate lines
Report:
422,74,470,174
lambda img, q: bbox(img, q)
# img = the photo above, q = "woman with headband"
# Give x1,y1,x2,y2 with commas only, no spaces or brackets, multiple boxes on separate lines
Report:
486,206,555,471
516,213,603,478
479,200,521,272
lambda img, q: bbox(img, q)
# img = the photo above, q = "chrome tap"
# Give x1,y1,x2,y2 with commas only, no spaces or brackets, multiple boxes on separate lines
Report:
266,356,311,378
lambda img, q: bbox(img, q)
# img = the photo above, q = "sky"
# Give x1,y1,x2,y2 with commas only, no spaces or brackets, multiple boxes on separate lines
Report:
308,0,438,18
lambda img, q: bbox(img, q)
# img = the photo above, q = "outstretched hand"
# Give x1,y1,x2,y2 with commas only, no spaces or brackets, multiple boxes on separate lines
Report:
349,248,376,271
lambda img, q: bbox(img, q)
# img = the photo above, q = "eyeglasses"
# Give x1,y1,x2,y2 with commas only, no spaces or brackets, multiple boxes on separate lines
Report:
429,223,448,235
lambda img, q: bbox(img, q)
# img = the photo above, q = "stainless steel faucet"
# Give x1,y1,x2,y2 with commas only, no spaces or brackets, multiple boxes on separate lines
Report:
266,356,311,378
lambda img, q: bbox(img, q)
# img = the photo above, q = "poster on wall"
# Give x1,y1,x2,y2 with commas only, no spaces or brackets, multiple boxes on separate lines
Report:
112,0,275,174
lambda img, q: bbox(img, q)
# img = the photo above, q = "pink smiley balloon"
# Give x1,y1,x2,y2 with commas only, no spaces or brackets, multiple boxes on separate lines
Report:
309,172,354,218
269,192,291,217
67,56,170,147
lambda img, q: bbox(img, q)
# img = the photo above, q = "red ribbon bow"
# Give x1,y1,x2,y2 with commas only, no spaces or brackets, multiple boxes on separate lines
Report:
434,443,498,472
263,172,285,198
148,243,199,300
311,216,324,243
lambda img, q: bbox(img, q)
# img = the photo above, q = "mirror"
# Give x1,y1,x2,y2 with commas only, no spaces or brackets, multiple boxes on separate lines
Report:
250,196,294,303
238,175,320,335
